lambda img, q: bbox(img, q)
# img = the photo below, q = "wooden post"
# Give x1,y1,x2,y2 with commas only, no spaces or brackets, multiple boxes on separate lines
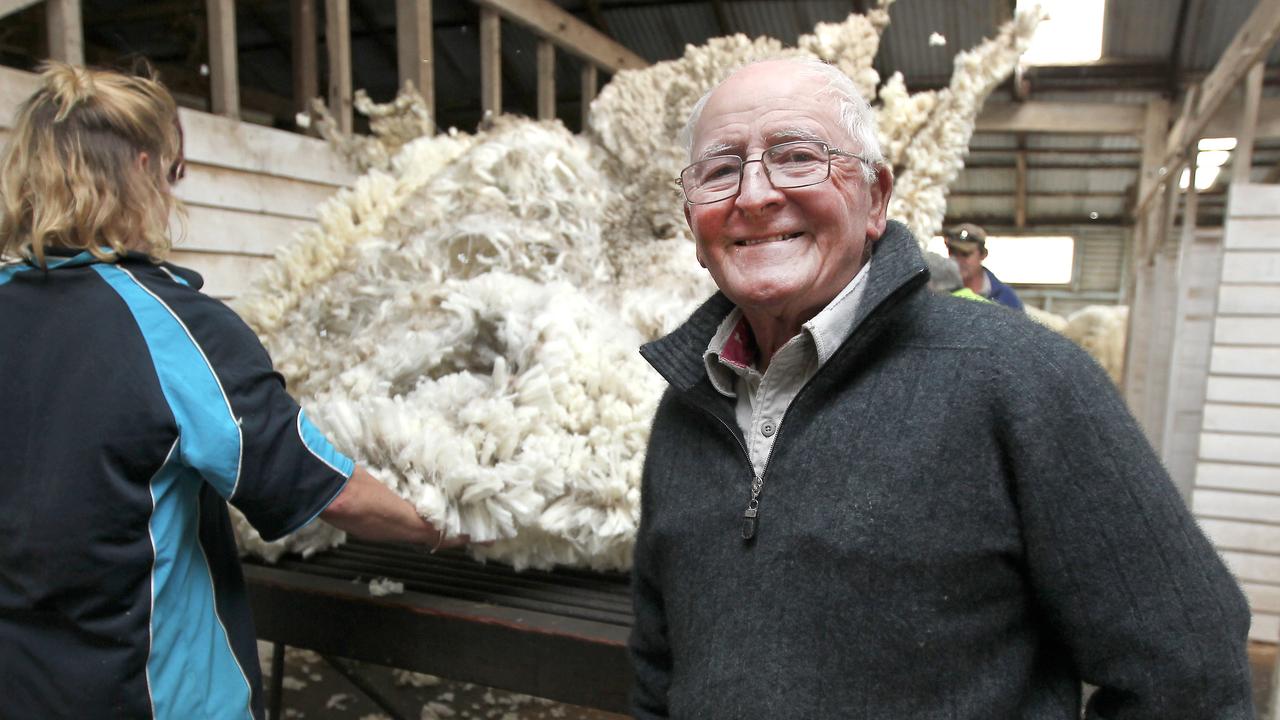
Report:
1014,135,1027,229
46,0,83,65
1122,99,1170,402
207,0,239,119
291,0,318,121
396,0,434,132
325,0,352,134
580,63,597,129
536,39,555,121
1233,61,1264,186
479,8,501,118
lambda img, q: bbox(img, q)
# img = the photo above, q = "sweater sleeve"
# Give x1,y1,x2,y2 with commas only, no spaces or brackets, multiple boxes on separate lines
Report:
995,331,1254,719
629,415,673,719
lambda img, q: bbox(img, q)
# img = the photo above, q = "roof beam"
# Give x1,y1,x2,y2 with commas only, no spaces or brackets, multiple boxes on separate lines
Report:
1137,0,1280,214
976,101,1146,135
0,0,40,21
471,0,646,72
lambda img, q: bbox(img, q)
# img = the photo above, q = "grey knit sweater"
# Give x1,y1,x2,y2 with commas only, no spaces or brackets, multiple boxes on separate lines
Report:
630,221,1254,719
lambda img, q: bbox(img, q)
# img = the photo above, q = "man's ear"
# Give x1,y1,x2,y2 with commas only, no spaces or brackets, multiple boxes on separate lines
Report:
136,151,151,172
685,203,707,268
864,164,893,240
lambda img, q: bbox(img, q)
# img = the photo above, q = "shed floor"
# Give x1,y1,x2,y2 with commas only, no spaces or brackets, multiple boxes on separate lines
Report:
261,641,1277,719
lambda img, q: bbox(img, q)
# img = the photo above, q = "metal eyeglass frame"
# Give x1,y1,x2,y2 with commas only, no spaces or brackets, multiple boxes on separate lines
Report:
675,140,873,205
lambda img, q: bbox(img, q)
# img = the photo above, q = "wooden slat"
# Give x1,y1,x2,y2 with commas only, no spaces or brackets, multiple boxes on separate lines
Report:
1200,431,1280,465
1221,218,1280,250
1229,183,1280,219
174,163,335,220
46,0,83,66
580,63,597,130
167,250,270,299
1201,518,1280,553
472,0,646,73
1217,285,1280,315
1203,399,1280,435
1245,582,1280,614
325,0,352,134
1210,347,1280,377
291,0,319,118
1220,550,1280,585
1233,61,1265,185
536,39,555,121
479,8,501,118
173,205,313,256
1198,462,1280,493
177,108,353,187
1215,317,1280,346
1194,489,1280,524
207,0,239,119
1206,376,1280,405
395,0,434,129
1221,252,1280,284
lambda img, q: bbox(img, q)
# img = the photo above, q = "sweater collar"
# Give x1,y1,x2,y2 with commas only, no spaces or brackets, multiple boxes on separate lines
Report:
641,220,929,392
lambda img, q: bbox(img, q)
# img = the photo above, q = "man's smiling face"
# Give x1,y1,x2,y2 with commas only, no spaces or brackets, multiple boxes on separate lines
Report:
685,60,889,326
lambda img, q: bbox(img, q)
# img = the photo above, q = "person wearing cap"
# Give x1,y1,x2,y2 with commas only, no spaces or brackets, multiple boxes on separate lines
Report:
629,56,1252,720
944,223,1024,310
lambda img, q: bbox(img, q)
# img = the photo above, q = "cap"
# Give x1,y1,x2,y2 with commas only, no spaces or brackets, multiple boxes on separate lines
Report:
944,223,987,250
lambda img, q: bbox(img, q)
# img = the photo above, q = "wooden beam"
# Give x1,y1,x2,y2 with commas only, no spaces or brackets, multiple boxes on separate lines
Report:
1233,61,1265,186
1138,0,1280,212
290,0,319,119
0,0,40,20
206,0,239,119
395,0,434,131
479,8,501,118
976,101,1146,135
471,0,646,73
580,63,597,130
46,0,83,65
1014,135,1027,228
325,0,352,133
536,39,555,121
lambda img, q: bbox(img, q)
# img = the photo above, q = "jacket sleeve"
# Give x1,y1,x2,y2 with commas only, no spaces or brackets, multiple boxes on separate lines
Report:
995,330,1254,719
629,429,673,719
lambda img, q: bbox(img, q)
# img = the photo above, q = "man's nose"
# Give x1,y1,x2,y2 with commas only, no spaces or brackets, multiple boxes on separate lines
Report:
735,160,783,211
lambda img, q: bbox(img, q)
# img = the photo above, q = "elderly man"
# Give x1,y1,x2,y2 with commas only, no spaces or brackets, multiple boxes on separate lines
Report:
944,222,1024,310
629,58,1253,719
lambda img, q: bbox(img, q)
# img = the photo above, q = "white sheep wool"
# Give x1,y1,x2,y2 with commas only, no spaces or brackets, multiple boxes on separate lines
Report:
232,2,1042,571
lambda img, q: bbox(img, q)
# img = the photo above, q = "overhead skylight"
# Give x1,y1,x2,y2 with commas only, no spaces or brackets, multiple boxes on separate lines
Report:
1179,137,1236,191
1016,0,1106,66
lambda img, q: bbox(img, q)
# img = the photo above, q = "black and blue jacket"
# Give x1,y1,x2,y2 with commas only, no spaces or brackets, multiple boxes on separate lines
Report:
0,250,353,719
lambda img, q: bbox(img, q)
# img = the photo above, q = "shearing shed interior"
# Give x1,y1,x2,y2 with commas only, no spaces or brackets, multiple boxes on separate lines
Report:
2,0,1280,717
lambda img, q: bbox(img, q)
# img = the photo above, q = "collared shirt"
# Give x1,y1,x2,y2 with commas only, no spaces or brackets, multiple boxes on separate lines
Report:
703,260,871,479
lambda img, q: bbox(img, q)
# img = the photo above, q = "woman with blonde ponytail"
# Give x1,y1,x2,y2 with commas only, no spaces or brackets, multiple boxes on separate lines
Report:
0,63,462,719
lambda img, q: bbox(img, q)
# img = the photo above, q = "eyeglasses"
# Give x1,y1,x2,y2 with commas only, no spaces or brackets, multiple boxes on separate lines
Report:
167,118,186,185
676,140,872,205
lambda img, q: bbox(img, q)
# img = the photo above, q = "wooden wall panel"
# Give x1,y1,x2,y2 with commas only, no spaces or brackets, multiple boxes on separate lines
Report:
1193,183,1280,644
0,65,353,303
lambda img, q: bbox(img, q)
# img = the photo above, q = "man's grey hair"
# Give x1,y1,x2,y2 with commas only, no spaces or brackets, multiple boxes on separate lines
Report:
679,57,885,183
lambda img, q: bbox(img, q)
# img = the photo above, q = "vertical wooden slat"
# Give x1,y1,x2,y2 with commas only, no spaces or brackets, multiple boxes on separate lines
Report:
291,0,319,120
1233,61,1265,186
580,63,597,129
479,8,501,118
536,39,555,121
325,0,352,134
45,0,83,65
1014,135,1027,229
396,0,434,132
207,0,240,119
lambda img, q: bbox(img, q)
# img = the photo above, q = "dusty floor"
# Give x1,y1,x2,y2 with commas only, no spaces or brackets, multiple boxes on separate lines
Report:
263,641,1277,719
260,643,624,720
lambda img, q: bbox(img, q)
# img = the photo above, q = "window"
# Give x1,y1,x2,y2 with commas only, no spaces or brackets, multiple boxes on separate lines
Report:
1015,0,1106,66
928,235,1076,285
1180,137,1236,192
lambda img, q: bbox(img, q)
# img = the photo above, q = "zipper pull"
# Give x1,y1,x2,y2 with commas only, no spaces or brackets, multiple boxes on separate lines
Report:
741,500,759,540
